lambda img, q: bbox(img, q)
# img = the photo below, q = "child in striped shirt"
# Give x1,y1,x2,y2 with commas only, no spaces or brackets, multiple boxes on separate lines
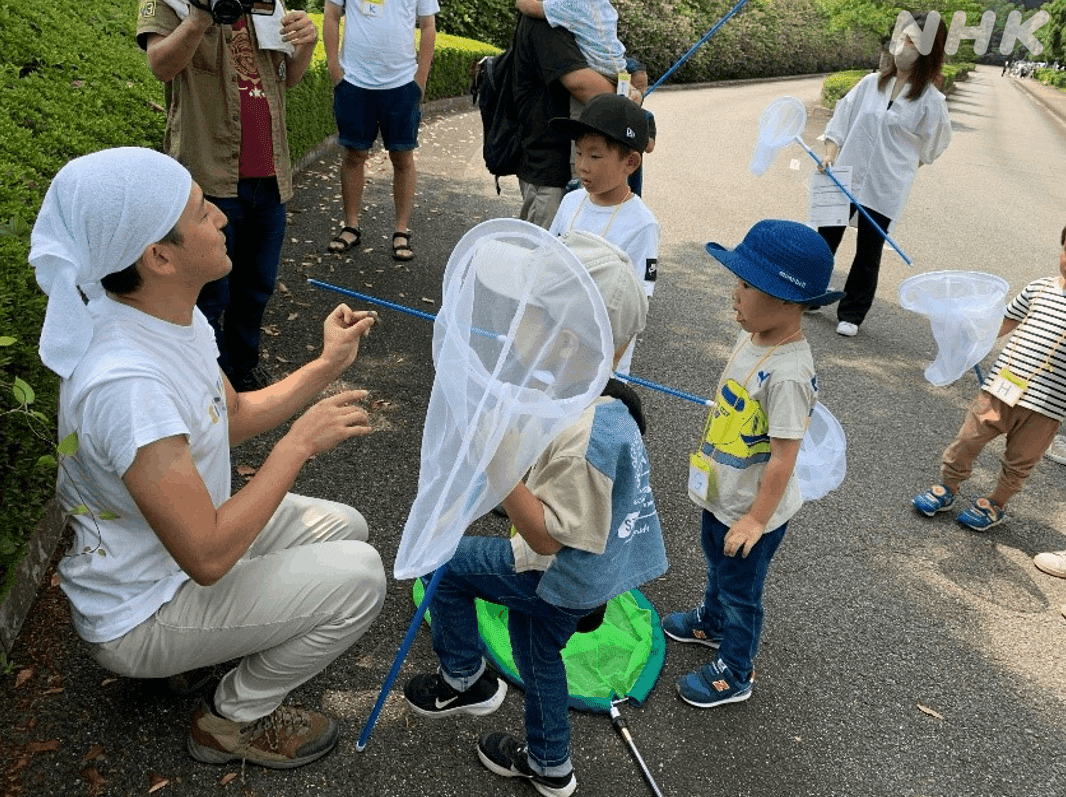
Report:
912,224,1066,531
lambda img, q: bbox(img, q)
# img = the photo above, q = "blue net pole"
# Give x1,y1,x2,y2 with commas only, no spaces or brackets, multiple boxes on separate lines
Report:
356,564,447,751
309,279,715,408
793,137,913,266
644,0,751,97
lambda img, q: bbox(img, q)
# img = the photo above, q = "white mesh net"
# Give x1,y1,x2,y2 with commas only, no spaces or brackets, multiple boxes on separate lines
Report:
393,220,615,579
749,96,807,176
899,271,1009,386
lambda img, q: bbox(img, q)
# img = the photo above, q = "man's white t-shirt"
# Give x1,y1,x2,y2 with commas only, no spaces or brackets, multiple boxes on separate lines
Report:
56,297,231,644
329,0,440,90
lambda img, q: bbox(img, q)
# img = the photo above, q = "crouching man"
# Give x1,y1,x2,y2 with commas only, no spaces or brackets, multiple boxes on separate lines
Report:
31,147,386,769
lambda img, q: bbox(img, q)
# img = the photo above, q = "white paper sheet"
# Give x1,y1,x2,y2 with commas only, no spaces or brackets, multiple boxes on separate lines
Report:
808,166,853,228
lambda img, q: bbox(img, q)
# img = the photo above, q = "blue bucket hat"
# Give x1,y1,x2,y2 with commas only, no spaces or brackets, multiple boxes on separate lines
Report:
705,219,844,306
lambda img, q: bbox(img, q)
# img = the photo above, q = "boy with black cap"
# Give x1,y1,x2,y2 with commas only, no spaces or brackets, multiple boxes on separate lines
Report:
548,93,659,375
662,220,843,708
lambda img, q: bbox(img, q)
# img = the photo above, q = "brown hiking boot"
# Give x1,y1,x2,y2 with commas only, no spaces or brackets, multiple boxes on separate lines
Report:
186,701,339,769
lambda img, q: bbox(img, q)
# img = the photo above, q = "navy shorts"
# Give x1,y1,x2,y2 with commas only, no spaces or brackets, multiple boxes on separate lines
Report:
333,79,423,152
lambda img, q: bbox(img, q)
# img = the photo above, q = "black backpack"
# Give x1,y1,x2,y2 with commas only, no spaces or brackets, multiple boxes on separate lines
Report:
472,34,521,193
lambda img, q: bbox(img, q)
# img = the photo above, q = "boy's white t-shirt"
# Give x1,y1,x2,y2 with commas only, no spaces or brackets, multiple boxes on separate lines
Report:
549,189,659,297
541,0,626,77
56,297,231,644
329,0,440,91
550,188,659,374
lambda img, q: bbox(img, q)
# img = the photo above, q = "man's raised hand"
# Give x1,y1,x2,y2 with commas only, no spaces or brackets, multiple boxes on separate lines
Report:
320,303,377,375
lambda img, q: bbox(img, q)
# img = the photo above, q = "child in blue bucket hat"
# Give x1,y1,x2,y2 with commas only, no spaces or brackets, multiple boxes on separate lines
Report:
662,219,842,707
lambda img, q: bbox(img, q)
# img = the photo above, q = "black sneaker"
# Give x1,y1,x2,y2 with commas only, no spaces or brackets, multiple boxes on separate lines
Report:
477,732,577,797
403,669,506,718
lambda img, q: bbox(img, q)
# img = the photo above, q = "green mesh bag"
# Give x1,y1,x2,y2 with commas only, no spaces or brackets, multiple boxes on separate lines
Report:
413,580,665,713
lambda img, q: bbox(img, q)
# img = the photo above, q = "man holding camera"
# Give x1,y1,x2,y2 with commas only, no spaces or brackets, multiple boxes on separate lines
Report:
137,0,317,392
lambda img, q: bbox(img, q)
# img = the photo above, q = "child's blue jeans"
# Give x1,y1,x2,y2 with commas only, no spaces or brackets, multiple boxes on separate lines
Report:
428,537,585,778
699,510,787,682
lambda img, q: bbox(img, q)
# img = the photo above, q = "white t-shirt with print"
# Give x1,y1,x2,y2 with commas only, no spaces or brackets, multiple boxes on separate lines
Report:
689,332,816,531
56,297,231,644
329,0,440,90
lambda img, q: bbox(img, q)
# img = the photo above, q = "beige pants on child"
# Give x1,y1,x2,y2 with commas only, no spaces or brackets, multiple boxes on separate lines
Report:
86,493,386,722
941,391,1060,504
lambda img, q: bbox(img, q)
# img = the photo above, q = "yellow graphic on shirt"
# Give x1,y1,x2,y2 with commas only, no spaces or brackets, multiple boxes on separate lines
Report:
700,378,770,468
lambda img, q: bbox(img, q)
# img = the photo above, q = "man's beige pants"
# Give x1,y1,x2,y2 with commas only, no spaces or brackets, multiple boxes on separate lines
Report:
88,494,386,722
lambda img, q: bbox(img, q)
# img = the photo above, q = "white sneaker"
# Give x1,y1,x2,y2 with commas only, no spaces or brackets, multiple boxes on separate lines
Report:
836,321,859,337
1044,435,1066,465
1034,551,1066,579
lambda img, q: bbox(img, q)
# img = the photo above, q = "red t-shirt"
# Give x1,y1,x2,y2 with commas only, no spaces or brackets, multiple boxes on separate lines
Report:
231,18,275,178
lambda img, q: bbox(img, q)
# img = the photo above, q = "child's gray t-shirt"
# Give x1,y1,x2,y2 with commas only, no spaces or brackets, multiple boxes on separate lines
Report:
689,332,816,531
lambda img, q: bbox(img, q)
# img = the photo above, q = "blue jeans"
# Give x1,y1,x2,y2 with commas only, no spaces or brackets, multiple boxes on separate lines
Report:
198,177,286,380
429,537,585,777
699,510,786,682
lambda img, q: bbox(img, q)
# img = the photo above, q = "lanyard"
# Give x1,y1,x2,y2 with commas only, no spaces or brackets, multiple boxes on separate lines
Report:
568,191,632,239
1003,280,1066,381
714,330,801,397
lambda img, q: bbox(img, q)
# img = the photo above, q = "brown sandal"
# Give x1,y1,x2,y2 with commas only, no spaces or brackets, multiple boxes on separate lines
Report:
392,230,415,262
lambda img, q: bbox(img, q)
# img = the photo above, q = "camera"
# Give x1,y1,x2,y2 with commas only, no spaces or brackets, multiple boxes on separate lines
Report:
188,0,276,26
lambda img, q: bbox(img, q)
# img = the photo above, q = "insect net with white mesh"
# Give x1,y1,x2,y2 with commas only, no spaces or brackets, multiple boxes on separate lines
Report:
393,219,615,580
749,96,806,176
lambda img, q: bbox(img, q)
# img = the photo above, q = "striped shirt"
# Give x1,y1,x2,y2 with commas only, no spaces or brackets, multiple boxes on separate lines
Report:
982,277,1066,421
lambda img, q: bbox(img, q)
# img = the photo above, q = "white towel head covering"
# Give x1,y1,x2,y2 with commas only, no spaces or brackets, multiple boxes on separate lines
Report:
31,147,192,378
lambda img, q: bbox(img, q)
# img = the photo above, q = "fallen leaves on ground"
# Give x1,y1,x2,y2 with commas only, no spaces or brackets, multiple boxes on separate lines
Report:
917,703,945,720
24,740,58,754
82,743,104,762
147,772,170,793
14,669,32,688
82,766,106,796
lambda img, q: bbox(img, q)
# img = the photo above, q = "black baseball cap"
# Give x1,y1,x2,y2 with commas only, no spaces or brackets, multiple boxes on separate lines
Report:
550,94,649,153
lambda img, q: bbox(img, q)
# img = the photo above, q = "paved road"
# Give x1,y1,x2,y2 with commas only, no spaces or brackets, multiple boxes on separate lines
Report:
4,66,1065,797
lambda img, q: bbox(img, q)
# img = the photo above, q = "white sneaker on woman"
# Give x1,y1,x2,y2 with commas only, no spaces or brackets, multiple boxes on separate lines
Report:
836,321,859,337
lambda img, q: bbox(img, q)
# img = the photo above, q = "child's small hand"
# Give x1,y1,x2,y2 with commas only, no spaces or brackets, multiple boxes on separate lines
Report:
724,515,766,558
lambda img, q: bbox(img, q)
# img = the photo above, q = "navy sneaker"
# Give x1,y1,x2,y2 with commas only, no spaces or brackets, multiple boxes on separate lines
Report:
912,483,955,516
662,607,721,648
476,732,577,797
676,657,753,708
957,497,1005,531
404,668,506,718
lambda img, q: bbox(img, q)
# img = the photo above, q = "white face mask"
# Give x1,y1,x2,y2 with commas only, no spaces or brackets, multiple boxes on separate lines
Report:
894,47,919,71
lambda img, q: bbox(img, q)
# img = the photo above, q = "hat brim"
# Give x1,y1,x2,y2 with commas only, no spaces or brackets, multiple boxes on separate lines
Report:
705,242,844,306
548,116,644,151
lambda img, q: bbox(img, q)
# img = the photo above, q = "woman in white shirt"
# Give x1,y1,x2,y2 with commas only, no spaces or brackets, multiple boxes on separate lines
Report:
818,12,952,337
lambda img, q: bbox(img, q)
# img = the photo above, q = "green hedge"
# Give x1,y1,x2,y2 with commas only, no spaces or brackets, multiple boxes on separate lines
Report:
439,0,880,82
0,0,166,600
821,62,975,110
1035,67,1066,90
